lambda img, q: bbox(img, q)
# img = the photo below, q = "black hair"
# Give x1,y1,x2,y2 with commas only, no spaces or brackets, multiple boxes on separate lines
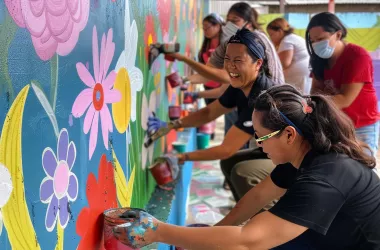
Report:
254,84,375,168
227,2,262,31
198,14,225,64
228,29,271,78
306,12,347,81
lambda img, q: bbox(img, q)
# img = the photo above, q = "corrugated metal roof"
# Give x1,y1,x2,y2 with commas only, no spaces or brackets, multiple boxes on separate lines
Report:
257,0,380,5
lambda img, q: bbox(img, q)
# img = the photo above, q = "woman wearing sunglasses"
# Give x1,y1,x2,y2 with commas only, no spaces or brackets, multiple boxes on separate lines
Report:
114,84,380,250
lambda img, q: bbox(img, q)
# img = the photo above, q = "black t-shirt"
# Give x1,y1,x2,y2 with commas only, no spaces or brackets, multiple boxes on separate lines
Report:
218,74,276,135
270,151,380,250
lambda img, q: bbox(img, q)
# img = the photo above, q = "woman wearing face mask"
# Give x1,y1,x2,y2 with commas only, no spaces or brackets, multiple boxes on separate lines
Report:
307,12,380,157
169,2,284,86
114,84,380,250
147,30,275,180
267,18,311,94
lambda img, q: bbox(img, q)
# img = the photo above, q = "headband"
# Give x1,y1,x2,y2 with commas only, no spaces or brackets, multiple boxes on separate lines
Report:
228,28,266,60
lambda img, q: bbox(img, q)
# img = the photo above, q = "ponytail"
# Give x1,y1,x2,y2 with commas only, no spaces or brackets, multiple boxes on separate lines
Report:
255,85,376,168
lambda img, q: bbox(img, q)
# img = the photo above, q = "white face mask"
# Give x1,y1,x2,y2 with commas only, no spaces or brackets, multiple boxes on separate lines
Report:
221,21,249,42
222,21,240,36
312,39,335,59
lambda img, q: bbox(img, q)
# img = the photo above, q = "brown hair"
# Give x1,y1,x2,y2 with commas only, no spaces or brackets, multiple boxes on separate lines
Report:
267,18,294,35
254,84,376,168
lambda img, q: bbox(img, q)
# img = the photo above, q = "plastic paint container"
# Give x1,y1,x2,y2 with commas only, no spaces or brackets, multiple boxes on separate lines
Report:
149,159,174,186
103,208,146,250
168,105,181,120
172,141,186,153
196,133,210,149
166,72,182,88
183,92,194,104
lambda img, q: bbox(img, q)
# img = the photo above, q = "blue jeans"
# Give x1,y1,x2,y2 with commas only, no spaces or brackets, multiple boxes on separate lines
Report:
355,121,380,157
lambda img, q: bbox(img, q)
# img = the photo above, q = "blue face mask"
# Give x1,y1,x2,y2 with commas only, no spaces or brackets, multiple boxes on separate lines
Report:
312,39,335,59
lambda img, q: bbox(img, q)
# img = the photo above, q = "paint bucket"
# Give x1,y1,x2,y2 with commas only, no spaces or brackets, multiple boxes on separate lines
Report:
174,224,210,250
166,72,182,88
172,141,186,153
168,105,181,120
149,158,174,186
103,208,146,250
164,54,175,62
183,92,194,104
197,133,210,150
199,121,215,135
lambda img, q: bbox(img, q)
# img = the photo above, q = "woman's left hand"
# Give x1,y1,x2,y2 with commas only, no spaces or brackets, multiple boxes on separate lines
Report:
113,210,161,249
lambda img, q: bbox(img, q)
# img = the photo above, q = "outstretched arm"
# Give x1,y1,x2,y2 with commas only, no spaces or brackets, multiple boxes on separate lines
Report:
168,53,231,84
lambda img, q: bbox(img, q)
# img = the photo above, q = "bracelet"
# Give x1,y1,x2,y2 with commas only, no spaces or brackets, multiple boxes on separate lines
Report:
183,153,190,161
170,119,183,129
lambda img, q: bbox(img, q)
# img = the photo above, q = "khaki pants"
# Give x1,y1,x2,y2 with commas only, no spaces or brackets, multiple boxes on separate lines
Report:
221,148,276,209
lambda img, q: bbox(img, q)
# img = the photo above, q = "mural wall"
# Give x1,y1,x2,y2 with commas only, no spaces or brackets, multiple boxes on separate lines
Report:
0,0,208,249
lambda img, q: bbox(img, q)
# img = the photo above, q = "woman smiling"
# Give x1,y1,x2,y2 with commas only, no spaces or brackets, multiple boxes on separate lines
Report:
147,29,275,172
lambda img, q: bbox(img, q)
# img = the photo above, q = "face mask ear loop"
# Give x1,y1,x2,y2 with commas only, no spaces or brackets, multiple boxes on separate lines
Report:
242,21,249,29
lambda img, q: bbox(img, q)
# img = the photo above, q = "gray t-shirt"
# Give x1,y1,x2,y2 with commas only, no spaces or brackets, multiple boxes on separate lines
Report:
210,29,285,85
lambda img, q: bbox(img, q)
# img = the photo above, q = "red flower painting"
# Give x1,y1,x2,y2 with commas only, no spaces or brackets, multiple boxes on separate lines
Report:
143,15,157,62
76,154,117,250
157,0,172,33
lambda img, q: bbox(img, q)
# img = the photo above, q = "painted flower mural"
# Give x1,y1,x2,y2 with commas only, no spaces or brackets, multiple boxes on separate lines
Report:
72,26,121,159
76,154,117,250
4,0,90,61
40,129,78,232
114,0,143,125
143,15,157,62
0,163,13,236
157,0,172,33
140,91,157,170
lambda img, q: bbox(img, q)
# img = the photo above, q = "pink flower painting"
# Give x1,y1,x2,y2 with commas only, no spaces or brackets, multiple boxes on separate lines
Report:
5,0,90,61
72,26,121,160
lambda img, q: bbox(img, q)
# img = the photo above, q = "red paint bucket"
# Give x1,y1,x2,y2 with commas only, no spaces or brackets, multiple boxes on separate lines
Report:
164,54,175,62
166,72,182,88
168,105,181,121
183,93,194,104
149,159,173,186
103,208,146,250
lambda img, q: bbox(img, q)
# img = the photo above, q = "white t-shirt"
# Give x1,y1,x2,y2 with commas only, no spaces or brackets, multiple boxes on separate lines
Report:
278,34,311,93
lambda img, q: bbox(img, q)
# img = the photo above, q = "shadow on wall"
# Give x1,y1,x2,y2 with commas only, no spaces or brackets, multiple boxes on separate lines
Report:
0,0,208,249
